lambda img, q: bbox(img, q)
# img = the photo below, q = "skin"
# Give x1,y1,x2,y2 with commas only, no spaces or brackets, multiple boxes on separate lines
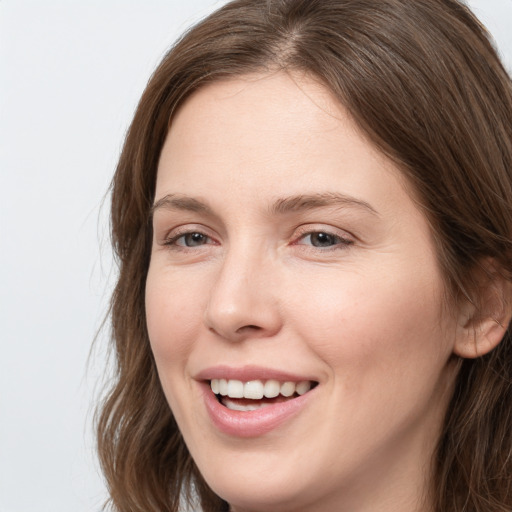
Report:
145,71,464,512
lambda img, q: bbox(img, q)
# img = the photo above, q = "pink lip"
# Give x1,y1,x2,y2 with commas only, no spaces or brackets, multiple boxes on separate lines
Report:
195,364,317,383
195,366,318,438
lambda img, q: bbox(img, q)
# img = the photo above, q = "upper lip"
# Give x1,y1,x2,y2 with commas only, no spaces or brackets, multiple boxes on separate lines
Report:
194,365,318,383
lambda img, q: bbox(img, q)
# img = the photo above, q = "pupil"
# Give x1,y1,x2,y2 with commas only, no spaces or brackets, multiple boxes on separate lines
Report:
312,232,334,247
186,233,205,246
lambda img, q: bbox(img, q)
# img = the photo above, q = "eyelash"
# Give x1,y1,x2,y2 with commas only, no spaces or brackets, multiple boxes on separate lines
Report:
292,229,354,251
162,227,353,252
163,229,216,250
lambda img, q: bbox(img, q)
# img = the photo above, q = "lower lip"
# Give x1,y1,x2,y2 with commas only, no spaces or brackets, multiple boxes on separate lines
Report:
201,382,315,438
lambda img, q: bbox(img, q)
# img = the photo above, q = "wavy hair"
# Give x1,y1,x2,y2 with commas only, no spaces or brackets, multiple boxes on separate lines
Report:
96,1,512,510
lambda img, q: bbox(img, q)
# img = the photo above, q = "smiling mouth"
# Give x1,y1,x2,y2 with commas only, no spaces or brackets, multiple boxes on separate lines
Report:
210,379,318,411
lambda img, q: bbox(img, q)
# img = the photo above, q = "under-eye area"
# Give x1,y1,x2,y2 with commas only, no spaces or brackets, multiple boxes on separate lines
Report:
210,379,319,412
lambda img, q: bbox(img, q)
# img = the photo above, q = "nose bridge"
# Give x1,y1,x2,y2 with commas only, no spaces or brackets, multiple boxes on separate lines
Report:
204,237,280,341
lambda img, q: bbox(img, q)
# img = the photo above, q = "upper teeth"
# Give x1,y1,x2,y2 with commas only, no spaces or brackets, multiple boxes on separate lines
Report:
210,379,312,399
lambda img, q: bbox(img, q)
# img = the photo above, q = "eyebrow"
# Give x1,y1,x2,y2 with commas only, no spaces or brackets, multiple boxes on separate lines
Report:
269,192,379,216
150,192,379,218
150,195,214,217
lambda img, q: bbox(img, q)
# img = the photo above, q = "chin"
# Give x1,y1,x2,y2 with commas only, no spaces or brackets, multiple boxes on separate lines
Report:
208,478,312,512
191,447,334,512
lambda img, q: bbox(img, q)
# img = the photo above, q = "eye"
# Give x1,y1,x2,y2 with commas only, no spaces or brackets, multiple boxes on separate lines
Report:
302,232,340,247
179,232,210,247
165,231,213,248
294,229,353,249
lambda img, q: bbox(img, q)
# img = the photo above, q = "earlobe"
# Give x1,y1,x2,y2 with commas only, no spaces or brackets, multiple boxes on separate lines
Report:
454,263,512,359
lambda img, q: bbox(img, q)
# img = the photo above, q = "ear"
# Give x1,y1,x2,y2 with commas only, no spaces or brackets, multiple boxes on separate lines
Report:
454,260,512,359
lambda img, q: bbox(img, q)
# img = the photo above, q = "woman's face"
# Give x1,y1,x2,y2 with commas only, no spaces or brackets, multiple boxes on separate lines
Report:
146,72,461,512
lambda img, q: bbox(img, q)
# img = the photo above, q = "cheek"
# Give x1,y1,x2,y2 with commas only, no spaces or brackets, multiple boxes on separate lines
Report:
288,263,452,383
284,263,456,463
145,265,210,431
145,264,206,366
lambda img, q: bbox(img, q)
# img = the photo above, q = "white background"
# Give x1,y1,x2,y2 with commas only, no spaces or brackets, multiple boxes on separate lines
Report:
1,1,511,511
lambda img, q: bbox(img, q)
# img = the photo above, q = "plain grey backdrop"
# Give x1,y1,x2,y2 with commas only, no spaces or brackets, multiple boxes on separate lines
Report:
1,1,511,511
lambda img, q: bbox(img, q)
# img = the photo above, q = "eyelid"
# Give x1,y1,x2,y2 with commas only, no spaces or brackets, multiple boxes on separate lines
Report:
160,224,219,247
158,223,354,250
291,224,355,248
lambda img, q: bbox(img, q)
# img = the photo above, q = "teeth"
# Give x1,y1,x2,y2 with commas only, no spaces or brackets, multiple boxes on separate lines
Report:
263,379,280,398
223,397,272,411
280,381,296,397
227,379,244,398
219,379,228,396
210,379,313,399
244,380,264,399
296,381,312,395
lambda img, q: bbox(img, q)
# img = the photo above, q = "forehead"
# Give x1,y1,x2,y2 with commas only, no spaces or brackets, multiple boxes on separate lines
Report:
156,72,407,209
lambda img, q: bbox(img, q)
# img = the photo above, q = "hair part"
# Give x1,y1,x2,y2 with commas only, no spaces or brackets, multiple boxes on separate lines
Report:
97,1,512,510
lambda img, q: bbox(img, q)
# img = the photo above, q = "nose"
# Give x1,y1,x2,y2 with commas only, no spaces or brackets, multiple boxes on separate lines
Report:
203,247,282,342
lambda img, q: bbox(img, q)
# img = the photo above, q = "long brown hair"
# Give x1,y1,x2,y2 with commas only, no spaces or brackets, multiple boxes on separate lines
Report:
96,1,512,510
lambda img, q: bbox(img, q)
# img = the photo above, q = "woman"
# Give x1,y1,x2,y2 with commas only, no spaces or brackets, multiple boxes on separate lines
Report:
96,0,512,510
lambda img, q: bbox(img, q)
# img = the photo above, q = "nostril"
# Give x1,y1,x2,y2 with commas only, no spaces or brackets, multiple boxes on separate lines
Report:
236,324,262,333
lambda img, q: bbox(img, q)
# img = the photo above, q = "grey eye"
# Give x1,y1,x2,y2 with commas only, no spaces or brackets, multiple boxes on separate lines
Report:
306,232,341,247
179,232,209,247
